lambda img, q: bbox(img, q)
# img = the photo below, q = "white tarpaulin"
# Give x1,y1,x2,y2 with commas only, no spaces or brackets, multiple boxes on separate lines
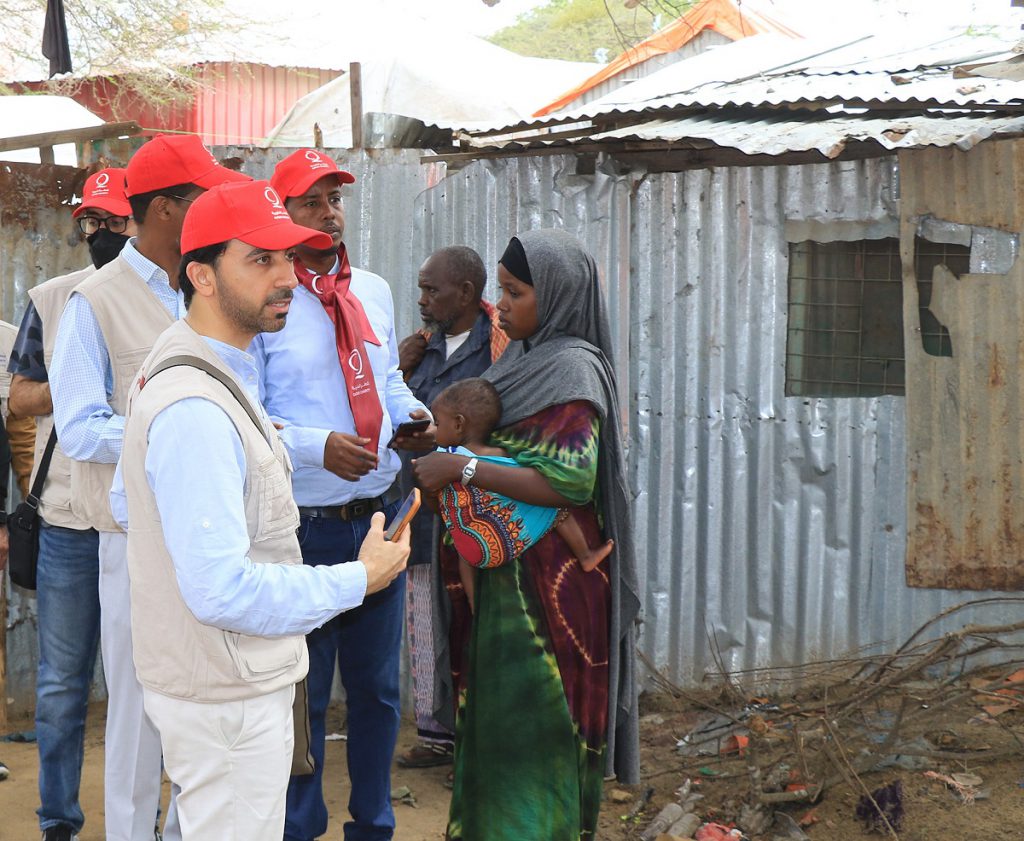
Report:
0,95,103,165
263,37,597,148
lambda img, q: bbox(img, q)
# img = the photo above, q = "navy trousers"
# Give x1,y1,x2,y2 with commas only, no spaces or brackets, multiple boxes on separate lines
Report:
285,501,404,841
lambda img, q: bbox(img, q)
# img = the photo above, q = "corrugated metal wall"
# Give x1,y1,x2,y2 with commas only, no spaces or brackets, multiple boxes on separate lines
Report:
412,152,1024,688
6,145,1021,710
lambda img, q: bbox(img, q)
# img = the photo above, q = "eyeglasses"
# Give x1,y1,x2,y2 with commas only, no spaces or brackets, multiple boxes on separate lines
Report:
169,194,197,204
77,215,131,235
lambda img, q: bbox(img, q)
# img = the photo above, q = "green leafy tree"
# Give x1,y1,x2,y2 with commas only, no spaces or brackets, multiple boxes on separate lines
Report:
490,0,696,62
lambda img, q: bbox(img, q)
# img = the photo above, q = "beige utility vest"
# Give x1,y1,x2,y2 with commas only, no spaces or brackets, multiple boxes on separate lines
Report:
72,257,174,532
28,268,95,529
123,320,308,701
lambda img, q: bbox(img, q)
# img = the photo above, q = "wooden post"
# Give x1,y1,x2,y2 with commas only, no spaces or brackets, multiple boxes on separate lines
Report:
349,61,364,150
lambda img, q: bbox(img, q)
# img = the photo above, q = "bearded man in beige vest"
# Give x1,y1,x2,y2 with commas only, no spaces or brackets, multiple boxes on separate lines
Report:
110,179,409,841
49,136,249,841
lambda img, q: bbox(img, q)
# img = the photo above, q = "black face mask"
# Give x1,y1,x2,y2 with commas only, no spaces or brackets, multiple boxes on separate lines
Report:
86,228,130,268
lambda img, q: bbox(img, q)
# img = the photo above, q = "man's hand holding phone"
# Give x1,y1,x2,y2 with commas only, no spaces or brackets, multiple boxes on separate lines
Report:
389,409,436,451
359,510,411,596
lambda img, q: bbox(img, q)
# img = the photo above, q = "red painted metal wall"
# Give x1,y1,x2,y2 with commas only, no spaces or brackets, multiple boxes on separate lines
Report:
27,62,341,146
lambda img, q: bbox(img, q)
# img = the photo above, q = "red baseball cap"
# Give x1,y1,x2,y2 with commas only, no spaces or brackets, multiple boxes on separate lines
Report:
180,180,334,254
73,168,132,218
125,134,250,197
270,149,355,199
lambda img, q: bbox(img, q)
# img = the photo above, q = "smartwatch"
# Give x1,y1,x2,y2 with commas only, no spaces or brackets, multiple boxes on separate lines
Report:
461,457,478,486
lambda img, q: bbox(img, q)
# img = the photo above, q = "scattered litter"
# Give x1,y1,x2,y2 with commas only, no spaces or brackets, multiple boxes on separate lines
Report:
666,812,702,837
641,713,666,727
624,787,655,822
609,789,634,804
924,770,987,804
677,714,737,757
0,759,8,782
389,785,417,808
874,735,938,770
855,779,904,833
969,667,1024,718
770,811,810,840
737,802,772,835
0,730,36,743
640,803,685,841
695,822,746,841
721,734,749,757
797,808,818,827
325,732,347,741
698,767,725,777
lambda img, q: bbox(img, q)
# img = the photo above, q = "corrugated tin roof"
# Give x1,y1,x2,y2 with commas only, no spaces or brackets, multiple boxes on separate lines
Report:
590,112,1024,157
534,0,802,117
450,24,1024,161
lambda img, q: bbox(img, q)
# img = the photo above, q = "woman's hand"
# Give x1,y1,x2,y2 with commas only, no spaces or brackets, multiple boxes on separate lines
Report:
412,452,467,494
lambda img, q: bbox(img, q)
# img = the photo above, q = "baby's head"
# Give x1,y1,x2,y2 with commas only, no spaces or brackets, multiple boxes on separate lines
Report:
431,378,503,448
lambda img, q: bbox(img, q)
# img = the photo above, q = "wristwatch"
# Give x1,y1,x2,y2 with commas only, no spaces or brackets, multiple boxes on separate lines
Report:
461,457,479,486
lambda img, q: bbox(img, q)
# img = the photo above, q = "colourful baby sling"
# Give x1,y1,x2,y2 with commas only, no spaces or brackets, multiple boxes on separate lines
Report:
438,446,559,569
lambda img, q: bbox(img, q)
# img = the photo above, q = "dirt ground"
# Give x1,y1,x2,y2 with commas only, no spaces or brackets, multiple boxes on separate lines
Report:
4,692,1024,841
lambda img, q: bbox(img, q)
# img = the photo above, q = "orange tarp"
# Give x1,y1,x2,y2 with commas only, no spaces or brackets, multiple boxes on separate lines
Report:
534,0,801,117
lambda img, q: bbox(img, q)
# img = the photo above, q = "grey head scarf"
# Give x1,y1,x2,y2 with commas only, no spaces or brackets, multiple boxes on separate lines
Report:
483,228,641,784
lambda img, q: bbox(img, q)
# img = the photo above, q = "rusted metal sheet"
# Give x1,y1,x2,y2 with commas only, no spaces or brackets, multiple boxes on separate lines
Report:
900,139,1024,589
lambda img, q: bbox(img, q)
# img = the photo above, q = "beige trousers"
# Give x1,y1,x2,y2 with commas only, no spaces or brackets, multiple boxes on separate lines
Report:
142,684,295,841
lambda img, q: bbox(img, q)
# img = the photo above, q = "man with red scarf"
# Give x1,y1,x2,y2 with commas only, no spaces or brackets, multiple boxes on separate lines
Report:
256,150,431,841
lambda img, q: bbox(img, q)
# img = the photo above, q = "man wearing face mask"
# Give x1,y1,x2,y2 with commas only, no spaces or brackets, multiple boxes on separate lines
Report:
49,139,248,841
6,167,137,841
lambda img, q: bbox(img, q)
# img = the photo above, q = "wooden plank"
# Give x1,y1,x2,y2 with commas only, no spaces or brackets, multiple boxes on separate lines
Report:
349,62,363,150
0,121,141,154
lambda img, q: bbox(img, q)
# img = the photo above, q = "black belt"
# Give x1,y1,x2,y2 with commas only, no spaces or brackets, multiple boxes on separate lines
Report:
298,495,389,521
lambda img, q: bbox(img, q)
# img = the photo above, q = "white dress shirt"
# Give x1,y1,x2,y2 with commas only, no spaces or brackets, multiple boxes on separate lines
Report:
253,265,427,507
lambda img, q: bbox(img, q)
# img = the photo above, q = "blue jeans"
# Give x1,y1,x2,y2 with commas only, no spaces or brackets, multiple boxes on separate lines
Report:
35,521,101,833
285,502,405,841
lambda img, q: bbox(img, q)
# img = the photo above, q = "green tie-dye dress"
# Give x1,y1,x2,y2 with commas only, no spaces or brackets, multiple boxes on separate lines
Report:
445,400,611,841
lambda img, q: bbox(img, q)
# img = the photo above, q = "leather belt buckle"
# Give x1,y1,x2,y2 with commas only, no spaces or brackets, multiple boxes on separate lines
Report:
344,499,373,520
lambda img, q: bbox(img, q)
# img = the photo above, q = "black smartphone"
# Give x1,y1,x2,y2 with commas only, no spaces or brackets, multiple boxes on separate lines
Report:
384,489,421,541
387,418,431,448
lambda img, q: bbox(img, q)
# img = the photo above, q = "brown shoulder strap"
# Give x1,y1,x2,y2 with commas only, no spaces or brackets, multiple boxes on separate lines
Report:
143,354,270,446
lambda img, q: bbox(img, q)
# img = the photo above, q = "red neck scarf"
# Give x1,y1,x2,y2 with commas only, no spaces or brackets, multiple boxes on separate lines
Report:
296,245,383,454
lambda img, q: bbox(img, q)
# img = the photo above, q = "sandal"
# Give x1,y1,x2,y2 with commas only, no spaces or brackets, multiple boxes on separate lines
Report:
397,741,454,768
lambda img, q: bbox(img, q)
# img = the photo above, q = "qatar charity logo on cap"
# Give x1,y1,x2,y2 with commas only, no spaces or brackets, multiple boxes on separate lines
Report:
91,172,111,196
304,150,330,171
263,186,290,221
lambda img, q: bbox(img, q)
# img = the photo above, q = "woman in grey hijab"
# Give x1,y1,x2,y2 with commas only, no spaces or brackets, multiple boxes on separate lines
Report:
413,229,640,841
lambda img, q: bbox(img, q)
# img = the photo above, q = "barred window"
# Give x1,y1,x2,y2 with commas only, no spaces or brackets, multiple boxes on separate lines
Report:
786,237,966,397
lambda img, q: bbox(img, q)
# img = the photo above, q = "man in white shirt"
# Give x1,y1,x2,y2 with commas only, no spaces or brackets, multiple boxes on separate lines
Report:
256,150,430,841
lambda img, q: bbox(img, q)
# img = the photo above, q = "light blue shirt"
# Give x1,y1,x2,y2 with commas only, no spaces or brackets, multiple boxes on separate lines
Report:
50,239,185,462
253,265,428,507
110,333,368,637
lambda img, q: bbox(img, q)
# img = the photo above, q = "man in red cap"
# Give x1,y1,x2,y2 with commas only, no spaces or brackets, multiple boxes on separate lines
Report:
259,150,431,841
111,180,409,841
49,136,248,841
6,167,138,841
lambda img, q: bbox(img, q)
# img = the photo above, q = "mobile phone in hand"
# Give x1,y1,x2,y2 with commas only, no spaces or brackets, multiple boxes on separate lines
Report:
387,418,431,449
384,489,421,541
